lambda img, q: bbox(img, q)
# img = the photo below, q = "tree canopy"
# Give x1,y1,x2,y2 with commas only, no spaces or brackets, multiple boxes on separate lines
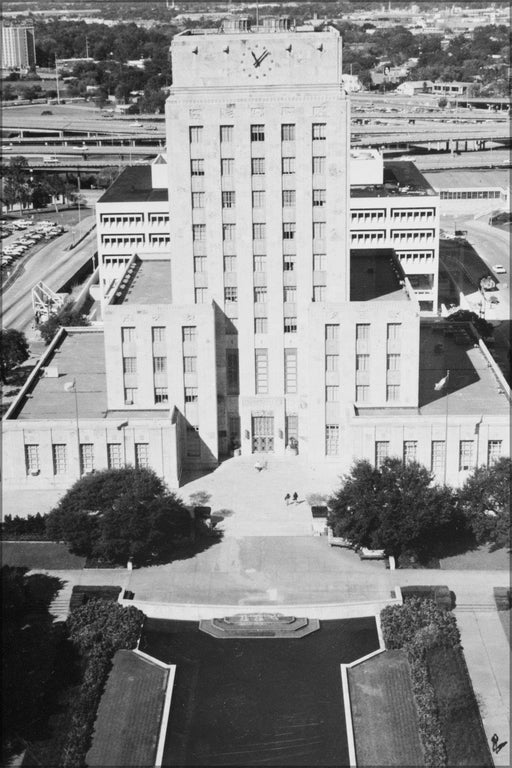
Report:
46,467,194,565
328,458,463,561
38,301,90,345
459,457,510,550
0,328,29,383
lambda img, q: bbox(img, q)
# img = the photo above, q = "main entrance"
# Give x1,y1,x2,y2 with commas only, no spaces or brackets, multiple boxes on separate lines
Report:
252,415,274,453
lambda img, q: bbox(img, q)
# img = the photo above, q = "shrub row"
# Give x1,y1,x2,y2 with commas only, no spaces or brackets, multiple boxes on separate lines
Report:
0,513,49,540
59,600,145,768
380,599,461,768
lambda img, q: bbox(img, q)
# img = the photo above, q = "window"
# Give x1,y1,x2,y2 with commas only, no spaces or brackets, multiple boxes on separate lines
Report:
25,444,40,475
153,356,167,373
356,354,369,371
254,255,266,272
124,387,137,405
313,222,326,239
182,326,196,342
284,348,297,394
313,189,326,207
183,356,197,373
226,349,239,394
313,254,326,271
312,156,326,175
284,316,297,333
325,385,339,402
356,323,370,342
123,357,137,374
312,123,326,140
253,223,266,240
282,190,296,207
282,157,295,175
325,324,339,341
283,254,296,271
195,287,207,304
152,326,166,343
387,323,401,342
487,440,502,466
223,223,235,241
135,443,149,469
107,443,122,469
221,158,234,176
283,286,296,303
224,255,236,272
386,385,400,401
283,223,295,239
251,124,265,142
325,425,339,456
122,327,135,343
255,349,268,394
189,125,203,143
154,387,169,404
459,440,474,471
313,285,326,302
252,190,265,208
224,286,238,303
326,354,339,371
185,387,198,403
387,354,401,371
80,443,94,474
191,158,204,176
254,286,267,303
222,191,236,208
255,317,268,334
251,157,265,175
375,441,389,468
192,192,205,209
281,124,295,141
356,385,369,402
431,441,446,474
194,255,206,273
220,125,233,143
403,440,417,463
193,224,206,241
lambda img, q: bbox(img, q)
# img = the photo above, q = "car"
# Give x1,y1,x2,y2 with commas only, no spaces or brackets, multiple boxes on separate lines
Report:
489,296,499,304
129,121,143,127
493,265,507,274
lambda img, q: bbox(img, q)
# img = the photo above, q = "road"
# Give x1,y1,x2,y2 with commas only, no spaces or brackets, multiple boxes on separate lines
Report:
1,225,97,335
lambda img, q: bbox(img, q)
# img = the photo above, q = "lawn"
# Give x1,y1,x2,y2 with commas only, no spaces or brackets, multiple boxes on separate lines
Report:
427,646,493,767
348,650,424,767
439,545,510,570
86,650,168,768
1,542,86,570
142,617,379,766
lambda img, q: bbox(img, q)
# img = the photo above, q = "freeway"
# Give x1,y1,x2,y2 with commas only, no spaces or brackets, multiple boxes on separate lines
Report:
1,225,97,336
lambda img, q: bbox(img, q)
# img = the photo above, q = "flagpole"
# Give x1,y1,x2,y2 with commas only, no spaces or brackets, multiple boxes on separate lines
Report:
444,369,450,485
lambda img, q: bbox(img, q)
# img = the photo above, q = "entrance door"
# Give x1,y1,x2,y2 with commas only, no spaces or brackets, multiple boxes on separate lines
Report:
285,414,298,447
252,415,274,453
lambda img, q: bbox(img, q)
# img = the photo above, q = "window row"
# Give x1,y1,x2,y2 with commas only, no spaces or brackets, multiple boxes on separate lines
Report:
121,326,196,344
24,441,152,475
373,439,504,472
191,156,327,177
254,348,298,394
439,190,502,200
196,253,326,274
189,123,326,144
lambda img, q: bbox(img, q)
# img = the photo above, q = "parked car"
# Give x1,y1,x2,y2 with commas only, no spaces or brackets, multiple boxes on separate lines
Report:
493,265,507,274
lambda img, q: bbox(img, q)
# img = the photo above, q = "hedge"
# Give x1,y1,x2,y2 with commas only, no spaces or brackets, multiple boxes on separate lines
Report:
59,599,145,768
380,599,461,767
0,513,49,541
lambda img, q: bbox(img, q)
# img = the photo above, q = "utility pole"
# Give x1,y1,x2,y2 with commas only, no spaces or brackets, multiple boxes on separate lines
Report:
85,36,89,58
55,56,60,105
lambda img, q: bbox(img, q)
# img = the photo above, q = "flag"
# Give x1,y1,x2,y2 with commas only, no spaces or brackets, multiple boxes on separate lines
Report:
434,370,450,391
63,378,76,392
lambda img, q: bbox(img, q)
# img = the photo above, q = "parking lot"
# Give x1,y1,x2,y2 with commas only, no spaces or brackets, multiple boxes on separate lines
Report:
1,217,65,278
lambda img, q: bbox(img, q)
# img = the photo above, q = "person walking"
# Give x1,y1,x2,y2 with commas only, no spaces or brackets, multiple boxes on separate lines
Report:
491,734,499,752
284,493,291,505
292,491,298,504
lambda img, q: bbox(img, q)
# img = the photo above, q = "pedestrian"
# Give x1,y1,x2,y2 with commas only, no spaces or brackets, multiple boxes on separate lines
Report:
491,734,499,752
254,460,263,473
285,493,291,505
495,741,507,755
292,491,298,504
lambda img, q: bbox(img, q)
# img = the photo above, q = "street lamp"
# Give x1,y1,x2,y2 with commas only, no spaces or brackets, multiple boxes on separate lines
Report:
55,56,61,105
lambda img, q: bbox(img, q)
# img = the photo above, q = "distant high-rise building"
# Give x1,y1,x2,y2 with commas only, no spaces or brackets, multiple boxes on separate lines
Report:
1,23,36,70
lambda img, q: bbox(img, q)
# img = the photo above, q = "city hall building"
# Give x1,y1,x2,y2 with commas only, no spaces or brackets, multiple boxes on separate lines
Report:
3,18,509,491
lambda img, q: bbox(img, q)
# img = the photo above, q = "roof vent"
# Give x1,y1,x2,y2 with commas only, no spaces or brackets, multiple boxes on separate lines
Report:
43,366,59,378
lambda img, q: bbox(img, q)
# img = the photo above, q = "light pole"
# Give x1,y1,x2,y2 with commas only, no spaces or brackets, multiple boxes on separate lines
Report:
55,56,61,105
64,378,80,475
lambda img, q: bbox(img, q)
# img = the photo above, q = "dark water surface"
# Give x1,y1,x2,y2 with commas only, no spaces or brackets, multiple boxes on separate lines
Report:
141,617,379,766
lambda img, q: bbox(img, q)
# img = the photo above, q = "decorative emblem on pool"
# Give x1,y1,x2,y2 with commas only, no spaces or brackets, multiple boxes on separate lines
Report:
199,613,320,638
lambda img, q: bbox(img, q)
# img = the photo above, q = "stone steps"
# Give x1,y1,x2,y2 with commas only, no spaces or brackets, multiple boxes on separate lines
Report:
49,583,74,623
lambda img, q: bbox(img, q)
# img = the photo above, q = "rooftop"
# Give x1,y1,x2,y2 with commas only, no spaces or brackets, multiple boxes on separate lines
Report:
350,249,409,302
350,161,436,198
98,166,168,205
423,168,511,190
110,258,172,305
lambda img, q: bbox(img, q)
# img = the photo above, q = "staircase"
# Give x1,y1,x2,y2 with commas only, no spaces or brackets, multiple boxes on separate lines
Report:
49,582,74,623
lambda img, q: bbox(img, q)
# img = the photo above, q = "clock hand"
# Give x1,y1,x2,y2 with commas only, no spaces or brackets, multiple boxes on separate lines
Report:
251,51,260,67
258,50,270,64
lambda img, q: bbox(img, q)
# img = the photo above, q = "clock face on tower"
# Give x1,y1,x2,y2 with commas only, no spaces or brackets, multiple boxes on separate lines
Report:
241,44,274,79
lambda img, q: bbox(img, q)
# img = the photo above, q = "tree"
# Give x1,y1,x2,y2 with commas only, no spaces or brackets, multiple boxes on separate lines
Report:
0,329,29,383
328,458,462,561
37,302,90,345
459,458,510,549
438,96,448,108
